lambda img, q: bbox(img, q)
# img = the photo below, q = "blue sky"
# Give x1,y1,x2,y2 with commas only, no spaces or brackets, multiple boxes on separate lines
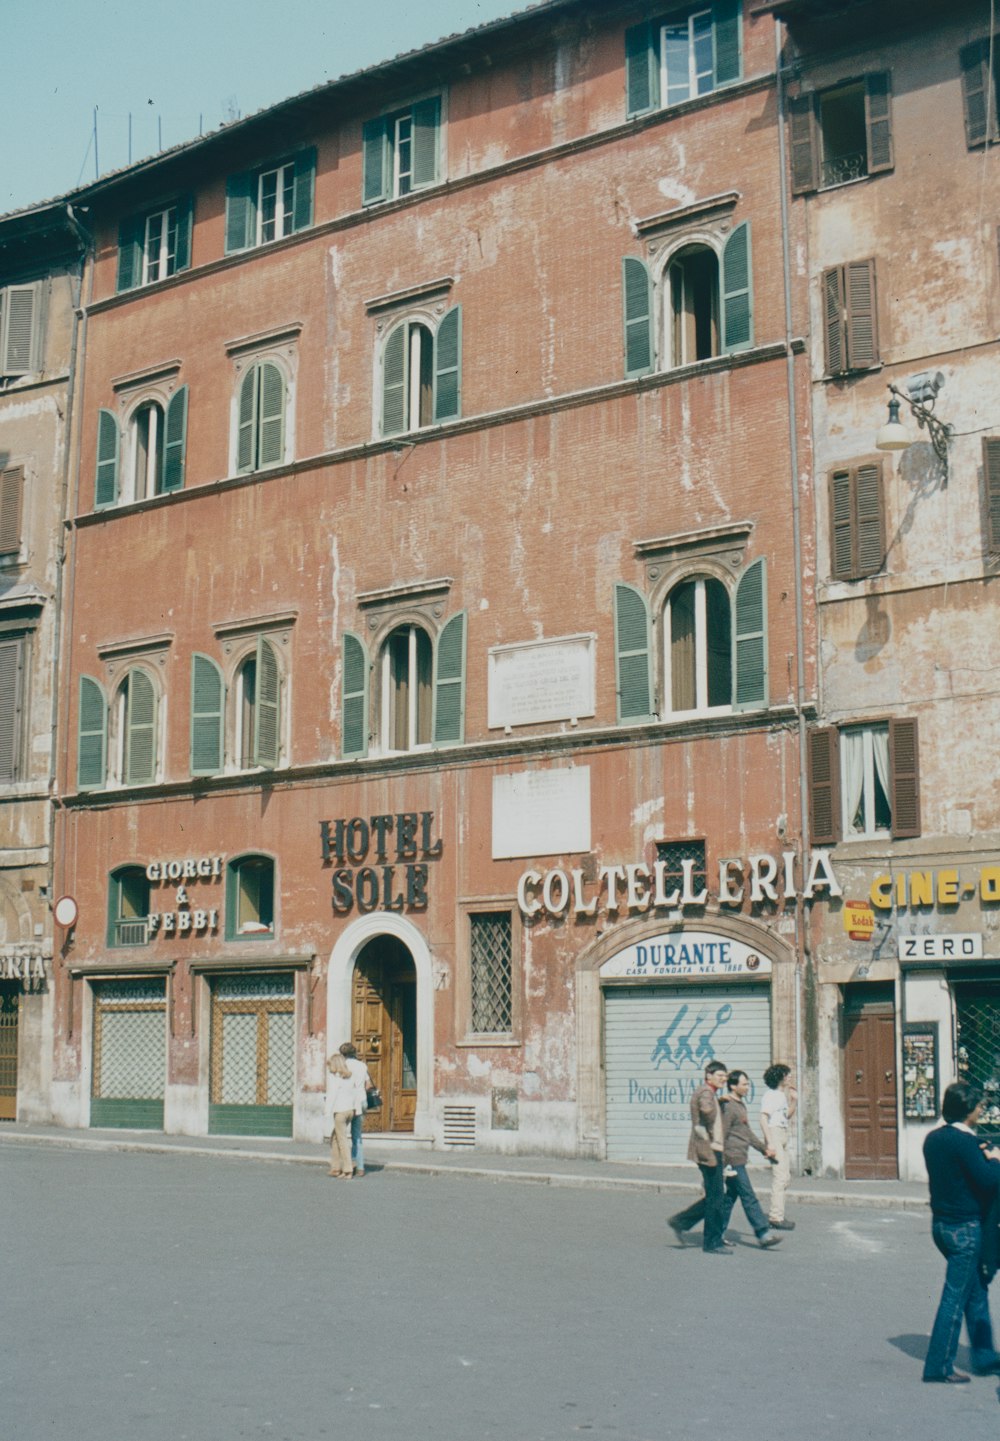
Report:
5,0,527,215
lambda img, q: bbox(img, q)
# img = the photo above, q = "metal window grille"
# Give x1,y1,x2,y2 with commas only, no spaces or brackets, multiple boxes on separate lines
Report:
210,973,294,1106
955,986,1000,1138
92,979,166,1100
656,838,707,896
470,911,512,1034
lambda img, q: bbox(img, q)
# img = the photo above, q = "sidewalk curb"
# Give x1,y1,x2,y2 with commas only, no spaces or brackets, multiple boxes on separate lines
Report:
0,1129,929,1212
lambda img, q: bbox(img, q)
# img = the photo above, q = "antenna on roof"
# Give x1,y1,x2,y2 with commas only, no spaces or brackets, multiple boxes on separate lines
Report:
93,107,99,181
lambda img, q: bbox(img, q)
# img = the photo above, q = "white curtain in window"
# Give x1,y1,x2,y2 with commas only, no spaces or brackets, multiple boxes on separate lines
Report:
872,727,891,812
841,729,866,833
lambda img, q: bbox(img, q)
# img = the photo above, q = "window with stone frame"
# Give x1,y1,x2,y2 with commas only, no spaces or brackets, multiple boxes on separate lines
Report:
469,910,514,1035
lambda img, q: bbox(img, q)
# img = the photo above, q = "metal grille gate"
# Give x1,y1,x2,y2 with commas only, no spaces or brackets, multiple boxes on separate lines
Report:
209,973,294,1136
955,984,1000,1139
0,984,19,1120
91,979,166,1129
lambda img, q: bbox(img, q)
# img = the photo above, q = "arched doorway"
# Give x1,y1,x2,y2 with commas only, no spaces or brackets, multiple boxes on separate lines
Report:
353,935,417,1133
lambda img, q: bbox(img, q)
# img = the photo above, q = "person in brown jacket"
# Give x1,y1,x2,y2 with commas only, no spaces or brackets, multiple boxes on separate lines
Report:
719,1070,782,1249
668,1059,730,1254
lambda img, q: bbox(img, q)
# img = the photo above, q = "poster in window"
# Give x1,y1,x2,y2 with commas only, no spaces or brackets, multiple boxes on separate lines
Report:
902,1024,938,1120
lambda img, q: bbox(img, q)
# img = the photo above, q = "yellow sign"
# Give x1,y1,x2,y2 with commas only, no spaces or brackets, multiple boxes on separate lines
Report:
844,899,875,940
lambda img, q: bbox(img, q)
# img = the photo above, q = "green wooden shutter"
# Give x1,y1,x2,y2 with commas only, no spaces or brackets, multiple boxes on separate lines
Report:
433,611,466,746
983,436,1000,553
225,170,255,252
257,362,286,467
125,668,157,784
788,94,818,195
713,0,742,88
382,325,407,436
433,306,461,422
362,118,390,204
162,385,188,492
190,653,224,776
889,717,920,839
865,72,894,174
854,462,885,576
822,266,846,375
116,215,145,292
237,366,259,473
733,557,767,711
0,638,23,782
625,21,659,118
0,467,23,555
829,468,855,580
722,220,753,354
808,727,841,846
960,40,992,148
292,147,316,232
95,408,120,507
622,257,654,378
614,582,652,723
3,285,38,375
173,196,193,272
844,258,878,369
253,637,280,768
342,632,369,759
78,676,107,791
411,97,441,189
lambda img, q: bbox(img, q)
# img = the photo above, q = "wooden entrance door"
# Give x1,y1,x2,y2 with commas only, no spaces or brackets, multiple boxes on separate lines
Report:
0,983,19,1121
353,937,417,1133
844,990,898,1179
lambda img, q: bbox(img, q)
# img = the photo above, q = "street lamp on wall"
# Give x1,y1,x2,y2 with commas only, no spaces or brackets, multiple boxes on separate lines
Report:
876,371,952,477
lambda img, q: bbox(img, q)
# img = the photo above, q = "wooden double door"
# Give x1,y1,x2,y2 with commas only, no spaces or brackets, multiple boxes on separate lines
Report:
843,986,898,1179
353,937,417,1133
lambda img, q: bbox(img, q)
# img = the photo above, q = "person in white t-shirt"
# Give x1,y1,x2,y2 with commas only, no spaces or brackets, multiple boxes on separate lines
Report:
760,1063,796,1230
326,1052,357,1178
339,1041,374,1178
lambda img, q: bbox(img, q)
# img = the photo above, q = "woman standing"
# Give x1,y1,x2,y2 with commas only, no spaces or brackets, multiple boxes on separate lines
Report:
327,1052,356,1179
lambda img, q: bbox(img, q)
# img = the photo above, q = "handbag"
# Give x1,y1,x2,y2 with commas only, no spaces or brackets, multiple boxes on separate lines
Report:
366,1086,382,1110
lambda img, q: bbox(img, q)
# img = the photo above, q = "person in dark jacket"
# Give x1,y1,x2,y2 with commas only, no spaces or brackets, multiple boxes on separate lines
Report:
719,1070,782,1250
922,1079,1000,1383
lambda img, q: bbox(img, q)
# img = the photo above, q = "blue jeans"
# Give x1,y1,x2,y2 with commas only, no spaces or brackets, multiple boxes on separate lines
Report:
350,1113,364,1172
924,1218,998,1379
721,1165,770,1238
670,1162,725,1251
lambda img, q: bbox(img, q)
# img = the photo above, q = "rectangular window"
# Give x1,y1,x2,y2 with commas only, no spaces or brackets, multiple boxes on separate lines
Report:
626,2,741,119
224,150,315,254
841,725,892,838
362,97,442,205
789,75,893,194
469,911,513,1035
961,36,1000,148
808,719,920,843
823,259,879,375
143,207,179,284
656,839,707,897
829,461,885,580
257,163,295,244
0,635,26,783
0,283,42,377
117,199,192,293
663,9,714,106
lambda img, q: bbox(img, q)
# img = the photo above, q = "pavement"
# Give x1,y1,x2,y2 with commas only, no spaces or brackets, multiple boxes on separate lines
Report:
0,1119,930,1210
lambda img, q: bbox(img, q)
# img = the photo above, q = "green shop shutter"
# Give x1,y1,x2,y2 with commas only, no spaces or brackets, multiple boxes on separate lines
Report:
713,0,742,87
722,220,753,354
162,385,188,492
733,557,767,711
190,654,224,776
225,170,256,252
362,118,390,204
95,408,120,507
253,637,280,768
625,22,659,118
126,669,157,784
433,306,461,422
889,717,920,839
865,72,894,174
613,582,652,723
433,611,466,746
237,366,259,472
257,363,286,467
116,214,145,292
382,325,407,436
78,677,107,790
292,147,316,232
622,257,654,378
411,97,441,189
173,195,194,272
342,632,369,759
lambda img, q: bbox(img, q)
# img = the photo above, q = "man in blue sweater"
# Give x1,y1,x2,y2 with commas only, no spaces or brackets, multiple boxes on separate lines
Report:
922,1079,1000,1383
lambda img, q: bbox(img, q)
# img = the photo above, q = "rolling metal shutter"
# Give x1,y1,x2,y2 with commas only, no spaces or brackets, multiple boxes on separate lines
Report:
605,983,771,1163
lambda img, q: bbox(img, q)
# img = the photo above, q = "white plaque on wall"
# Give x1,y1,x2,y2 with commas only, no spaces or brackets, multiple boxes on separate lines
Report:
488,634,596,730
492,767,591,860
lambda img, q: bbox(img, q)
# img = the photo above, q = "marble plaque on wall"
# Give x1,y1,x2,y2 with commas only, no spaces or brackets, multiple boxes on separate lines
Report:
492,766,591,859
487,634,596,730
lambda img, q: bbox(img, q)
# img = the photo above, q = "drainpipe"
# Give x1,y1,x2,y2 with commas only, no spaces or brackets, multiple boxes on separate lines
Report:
774,19,816,1174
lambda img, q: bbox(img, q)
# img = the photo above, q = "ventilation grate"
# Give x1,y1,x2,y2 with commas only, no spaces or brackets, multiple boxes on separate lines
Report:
442,1104,477,1147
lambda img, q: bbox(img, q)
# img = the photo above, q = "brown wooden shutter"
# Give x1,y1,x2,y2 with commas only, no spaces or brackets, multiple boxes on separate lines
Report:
854,462,885,576
889,717,920,839
864,72,894,174
823,266,846,375
0,466,23,555
789,93,818,194
808,727,841,846
960,40,993,148
829,468,855,580
984,437,1000,553
844,259,879,369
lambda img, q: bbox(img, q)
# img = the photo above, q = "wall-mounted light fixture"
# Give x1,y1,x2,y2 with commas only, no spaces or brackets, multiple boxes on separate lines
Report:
876,371,952,477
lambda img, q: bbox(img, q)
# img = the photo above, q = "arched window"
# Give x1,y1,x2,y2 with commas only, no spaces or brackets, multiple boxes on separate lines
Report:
235,638,281,769
96,387,187,508
341,611,466,759
381,624,433,752
380,307,461,437
129,401,165,499
665,576,732,714
113,667,158,785
226,855,275,939
236,361,286,474
108,865,151,947
666,245,719,367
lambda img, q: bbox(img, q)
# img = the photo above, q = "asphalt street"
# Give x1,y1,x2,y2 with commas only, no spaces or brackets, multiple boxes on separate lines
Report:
4,1143,998,1441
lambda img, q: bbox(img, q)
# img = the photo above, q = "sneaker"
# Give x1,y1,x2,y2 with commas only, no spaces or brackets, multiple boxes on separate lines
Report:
768,1219,795,1230
355,1168,365,1177
758,1232,782,1248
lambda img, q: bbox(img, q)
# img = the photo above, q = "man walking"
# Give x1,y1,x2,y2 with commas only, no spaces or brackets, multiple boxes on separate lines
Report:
719,1070,782,1249
668,1059,730,1255
922,1079,1000,1383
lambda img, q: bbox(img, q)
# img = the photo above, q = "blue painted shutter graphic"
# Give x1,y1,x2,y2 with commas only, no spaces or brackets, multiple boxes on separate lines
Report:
362,118,390,204
733,557,767,711
411,97,441,189
95,409,120,507
225,170,255,252
614,583,653,722
433,611,466,746
292,147,316,232
622,257,654,378
162,385,188,492
78,676,107,790
125,669,157,784
116,215,144,292
253,637,280,768
190,654,224,776
722,220,753,354
434,306,462,422
342,632,369,759
625,22,659,117
382,325,407,437
713,0,742,87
